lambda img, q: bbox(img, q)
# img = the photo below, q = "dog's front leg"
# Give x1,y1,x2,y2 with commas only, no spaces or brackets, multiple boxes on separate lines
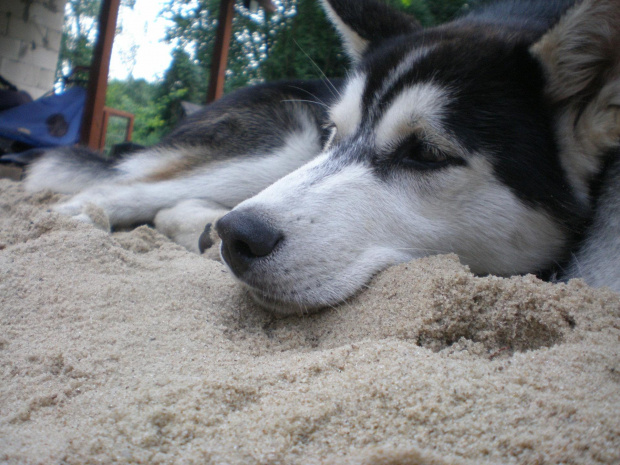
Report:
53,181,175,228
154,199,229,254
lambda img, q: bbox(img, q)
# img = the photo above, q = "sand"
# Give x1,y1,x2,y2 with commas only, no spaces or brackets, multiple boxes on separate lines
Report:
0,178,619,464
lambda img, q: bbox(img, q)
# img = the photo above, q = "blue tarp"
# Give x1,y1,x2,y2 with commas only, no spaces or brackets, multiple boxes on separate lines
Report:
0,87,86,148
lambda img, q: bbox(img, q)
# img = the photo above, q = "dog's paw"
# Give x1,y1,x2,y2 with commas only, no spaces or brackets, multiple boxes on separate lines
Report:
153,199,229,254
53,199,84,217
52,200,111,232
198,223,214,253
199,223,223,262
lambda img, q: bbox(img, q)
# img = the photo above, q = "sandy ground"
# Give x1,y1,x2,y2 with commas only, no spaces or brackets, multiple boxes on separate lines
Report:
1,178,619,464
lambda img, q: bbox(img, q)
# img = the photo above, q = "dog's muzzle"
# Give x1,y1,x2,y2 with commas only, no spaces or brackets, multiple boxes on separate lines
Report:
215,210,283,276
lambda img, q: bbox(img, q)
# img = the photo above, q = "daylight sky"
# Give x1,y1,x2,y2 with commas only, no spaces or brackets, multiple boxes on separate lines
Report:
109,0,175,82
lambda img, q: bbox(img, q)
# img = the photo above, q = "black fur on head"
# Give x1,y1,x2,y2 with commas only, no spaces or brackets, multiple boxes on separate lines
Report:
320,0,420,60
322,0,593,254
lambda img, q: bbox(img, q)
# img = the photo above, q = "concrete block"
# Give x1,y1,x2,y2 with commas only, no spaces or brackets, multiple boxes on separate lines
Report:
19,82,46,100
36,67,55,90
0,0,27,17
46,29,62,52
19,44,59,70
0,37,21,60
0,1,67,27
0,57,40,87
30,3,66,31
7,18,41,43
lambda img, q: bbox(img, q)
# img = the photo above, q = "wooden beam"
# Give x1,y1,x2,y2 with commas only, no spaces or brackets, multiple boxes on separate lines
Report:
257,0,277,13
98,107,135,151
207,0,235,103
80,0,121,149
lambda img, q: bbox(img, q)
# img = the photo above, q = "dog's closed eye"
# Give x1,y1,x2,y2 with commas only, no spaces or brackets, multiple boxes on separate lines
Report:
390,136,465,171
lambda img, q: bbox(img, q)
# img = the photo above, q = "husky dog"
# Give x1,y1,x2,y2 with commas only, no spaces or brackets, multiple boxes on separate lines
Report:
20,80,340,253
19,0,619,315
214,0,620,313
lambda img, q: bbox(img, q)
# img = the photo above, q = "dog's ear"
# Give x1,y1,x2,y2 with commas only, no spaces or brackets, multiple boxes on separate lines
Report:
531,0,620,103
320,0,420,62
531,0,620,200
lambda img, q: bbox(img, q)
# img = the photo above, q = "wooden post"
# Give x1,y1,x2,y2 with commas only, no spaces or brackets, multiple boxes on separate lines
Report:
98,107,135,150
206,0,235,103
80,0,121,149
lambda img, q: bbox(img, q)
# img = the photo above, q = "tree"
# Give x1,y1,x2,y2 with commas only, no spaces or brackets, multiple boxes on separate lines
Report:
56,0,136,87
162,0,478,97
260,0,348,82
156,47,205,133
424,0,487,23
106,78,165,147
56,0,487,153
55,0,100,85
163,0,302,93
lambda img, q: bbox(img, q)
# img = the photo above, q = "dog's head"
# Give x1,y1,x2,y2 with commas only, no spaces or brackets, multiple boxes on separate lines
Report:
217,0,620,315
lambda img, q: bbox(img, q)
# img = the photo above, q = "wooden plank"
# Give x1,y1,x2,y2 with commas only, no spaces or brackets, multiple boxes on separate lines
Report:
97,107,135,150
257,0,277,13
206,0,235,103
80,0,121,149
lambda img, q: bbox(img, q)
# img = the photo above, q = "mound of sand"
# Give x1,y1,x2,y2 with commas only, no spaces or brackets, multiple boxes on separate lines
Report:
1,178,618,464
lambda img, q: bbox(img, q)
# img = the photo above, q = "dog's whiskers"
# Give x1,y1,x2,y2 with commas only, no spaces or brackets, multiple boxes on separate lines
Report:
280,98,329,109
286,85,331,109
293,39,342,99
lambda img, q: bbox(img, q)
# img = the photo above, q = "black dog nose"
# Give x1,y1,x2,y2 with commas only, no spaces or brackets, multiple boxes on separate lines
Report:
215,210,283,274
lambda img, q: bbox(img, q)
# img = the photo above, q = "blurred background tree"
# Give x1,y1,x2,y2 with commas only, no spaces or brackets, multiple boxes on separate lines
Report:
55,0,100,85
56,0,136,87
57,0,485,149
156,47,205,133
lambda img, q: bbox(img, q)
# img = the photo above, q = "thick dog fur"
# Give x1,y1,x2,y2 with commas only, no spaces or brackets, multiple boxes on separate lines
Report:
22,80,340,252
215,0,619,313
20,0,619,315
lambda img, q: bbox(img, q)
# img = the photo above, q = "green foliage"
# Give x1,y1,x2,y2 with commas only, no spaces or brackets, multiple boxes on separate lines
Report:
57,0,162,151
425,0,474,23
156,48,205,133
260,0,348,81
106,79,166,147
162,0,353,90
55,0,135,85
389,0,478,26
389,0,435,26
56,0,99,85
161,0,297,93
162,0,476,96
103,49,209,150
163,0,220,84
57,0,487,152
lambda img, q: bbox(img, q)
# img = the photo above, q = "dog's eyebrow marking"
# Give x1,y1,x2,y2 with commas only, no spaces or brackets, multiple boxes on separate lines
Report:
372,46,437,109
329,73,366,139
374,84,462,155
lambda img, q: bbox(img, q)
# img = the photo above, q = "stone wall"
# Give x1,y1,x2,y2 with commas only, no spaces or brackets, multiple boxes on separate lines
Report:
0,0,68,99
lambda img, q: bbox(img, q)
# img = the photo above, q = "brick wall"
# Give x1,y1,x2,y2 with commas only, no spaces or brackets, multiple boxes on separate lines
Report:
0,0,68,99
